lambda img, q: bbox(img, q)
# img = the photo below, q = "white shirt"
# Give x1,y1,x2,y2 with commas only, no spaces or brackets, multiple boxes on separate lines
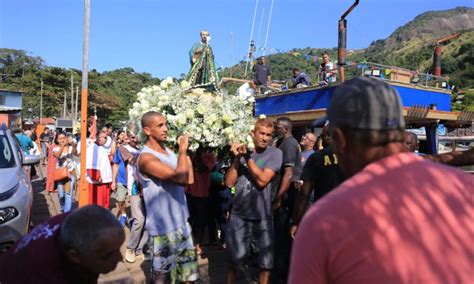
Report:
85,143,112,184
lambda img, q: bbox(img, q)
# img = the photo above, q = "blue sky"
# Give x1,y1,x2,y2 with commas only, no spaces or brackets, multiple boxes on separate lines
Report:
1,0,472,78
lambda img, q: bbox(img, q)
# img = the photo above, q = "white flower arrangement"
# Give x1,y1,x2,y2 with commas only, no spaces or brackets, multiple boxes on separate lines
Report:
129,77,256,151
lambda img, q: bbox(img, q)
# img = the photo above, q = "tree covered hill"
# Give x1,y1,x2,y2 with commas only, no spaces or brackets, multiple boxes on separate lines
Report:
357,7,474,82
1,7,473,125
0,48,161,125
378,6,474,54
221,7,474,110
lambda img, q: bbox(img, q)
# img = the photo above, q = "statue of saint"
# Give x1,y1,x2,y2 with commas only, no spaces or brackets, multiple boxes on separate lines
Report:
186,30,220,92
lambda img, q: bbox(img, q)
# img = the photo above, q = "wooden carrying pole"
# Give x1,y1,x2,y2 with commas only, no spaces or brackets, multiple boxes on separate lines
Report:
79,0,91,207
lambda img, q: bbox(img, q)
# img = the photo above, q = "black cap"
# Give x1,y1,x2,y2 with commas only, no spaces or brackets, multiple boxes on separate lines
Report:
327,77,405,130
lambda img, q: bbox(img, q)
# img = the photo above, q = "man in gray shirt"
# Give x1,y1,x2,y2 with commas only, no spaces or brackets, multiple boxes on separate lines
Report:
272,117,301,281
225,118,283,284
250,56,272,94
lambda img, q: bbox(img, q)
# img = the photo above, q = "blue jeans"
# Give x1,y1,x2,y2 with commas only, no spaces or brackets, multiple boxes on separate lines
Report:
57,174,75,212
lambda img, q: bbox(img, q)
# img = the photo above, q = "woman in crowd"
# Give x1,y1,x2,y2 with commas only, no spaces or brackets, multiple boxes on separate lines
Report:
45,133,58,193
108,130,125,162
52,132,78,212
186,147,216,258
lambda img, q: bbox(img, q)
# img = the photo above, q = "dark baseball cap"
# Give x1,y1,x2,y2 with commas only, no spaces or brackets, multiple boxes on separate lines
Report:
327,77,405,130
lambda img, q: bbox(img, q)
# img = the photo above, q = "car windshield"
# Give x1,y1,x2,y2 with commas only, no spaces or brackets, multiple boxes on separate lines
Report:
0,134,16,168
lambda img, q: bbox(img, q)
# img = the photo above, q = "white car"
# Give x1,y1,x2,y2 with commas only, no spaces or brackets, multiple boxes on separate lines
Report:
0,125,39,253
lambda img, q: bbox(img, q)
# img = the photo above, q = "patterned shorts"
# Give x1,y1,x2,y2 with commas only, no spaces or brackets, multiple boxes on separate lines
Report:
149,223,199,283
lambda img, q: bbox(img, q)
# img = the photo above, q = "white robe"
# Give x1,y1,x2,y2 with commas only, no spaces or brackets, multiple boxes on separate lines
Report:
86,143,112,184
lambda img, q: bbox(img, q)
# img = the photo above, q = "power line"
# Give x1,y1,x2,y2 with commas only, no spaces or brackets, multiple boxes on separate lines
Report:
263,0,274,56
244,0,259,79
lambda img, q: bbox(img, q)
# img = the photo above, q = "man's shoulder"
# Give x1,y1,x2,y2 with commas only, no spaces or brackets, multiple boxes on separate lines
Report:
139,146,176,164
306,150,321,162
287,136,299,144
267,146,282,153
98,144,109,155
250,147,282,168
414,154,472,181
191,41,204,50
302,149,331,172
119,144,131,154
261,146,283,157
279,136,299,148
139,145,157,156
257,64,269,70
9,213,68,256
123,144,139,155
278,137,300,154
321,146,335,155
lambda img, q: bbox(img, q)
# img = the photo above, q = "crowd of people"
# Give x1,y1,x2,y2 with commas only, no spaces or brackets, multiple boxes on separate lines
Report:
250,51,339,94
2,77,472,284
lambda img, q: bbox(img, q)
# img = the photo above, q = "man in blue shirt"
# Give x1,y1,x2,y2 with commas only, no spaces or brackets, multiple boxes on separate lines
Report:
14,128,34,154
291,68,312,88
111,137,130,227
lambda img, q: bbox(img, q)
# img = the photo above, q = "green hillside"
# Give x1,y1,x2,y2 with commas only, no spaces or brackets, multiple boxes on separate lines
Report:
1,7,473,124
358,7,474,83
221,7,474,110
0,49,160,125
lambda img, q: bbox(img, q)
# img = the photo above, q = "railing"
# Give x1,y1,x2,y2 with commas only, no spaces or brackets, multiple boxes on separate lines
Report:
221,61,453,94
272,62,452,92
342,62,451,90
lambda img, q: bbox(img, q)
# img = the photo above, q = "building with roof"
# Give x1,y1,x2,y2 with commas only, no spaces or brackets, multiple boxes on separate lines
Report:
0,90,23,129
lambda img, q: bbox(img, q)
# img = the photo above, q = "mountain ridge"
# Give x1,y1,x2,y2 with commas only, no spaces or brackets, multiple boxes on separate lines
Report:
1,7,473,123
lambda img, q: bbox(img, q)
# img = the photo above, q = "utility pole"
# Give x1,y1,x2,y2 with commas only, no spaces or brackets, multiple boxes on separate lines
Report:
79,0,91,207
229,32,233,78
40,79,43,123
63,91,67,118
75,86,79,122
70,73,74,119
